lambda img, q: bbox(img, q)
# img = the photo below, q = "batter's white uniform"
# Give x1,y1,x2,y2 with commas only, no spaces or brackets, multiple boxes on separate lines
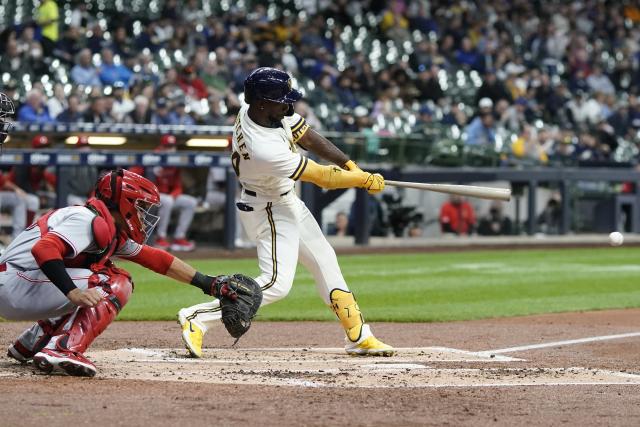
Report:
179,105,377,343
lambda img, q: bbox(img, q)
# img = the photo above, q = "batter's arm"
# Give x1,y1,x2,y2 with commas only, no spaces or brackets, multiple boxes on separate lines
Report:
299,159,385,194
297,129,353,169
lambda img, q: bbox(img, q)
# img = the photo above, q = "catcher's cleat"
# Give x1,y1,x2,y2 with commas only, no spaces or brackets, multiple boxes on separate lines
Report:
178,311,204,358
33,348,96,377
345,335,395,357
7,343,33,363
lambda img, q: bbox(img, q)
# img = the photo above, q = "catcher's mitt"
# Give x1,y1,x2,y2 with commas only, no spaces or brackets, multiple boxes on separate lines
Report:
213,274,262,339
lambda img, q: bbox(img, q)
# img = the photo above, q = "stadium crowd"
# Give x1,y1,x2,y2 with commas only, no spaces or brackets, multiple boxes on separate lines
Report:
0,0,640,168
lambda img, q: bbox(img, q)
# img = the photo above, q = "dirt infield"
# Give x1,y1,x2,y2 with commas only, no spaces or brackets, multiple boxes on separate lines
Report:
2,309,640,426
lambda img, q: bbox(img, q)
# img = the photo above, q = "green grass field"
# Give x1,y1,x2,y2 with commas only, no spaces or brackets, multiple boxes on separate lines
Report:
117,247,640,322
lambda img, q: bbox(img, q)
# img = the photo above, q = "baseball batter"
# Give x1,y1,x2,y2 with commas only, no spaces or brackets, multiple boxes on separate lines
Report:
178,67,394,357
0,165,247,377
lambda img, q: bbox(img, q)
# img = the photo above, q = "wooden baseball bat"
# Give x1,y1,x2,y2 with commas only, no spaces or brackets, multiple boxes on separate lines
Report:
385,180,512,201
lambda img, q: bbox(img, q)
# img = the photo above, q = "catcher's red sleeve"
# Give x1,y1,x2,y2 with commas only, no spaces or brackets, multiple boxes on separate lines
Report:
124,244,175,275
32,233,71,265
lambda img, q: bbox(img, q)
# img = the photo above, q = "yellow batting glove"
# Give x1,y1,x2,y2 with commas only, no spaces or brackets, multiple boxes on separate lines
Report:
363,173,385,194
343,160,363,172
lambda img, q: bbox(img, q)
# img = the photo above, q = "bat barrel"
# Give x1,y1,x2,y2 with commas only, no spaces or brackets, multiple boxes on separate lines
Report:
385,180,511,202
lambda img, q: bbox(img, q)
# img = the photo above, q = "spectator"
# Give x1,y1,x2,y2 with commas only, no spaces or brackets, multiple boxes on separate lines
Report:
98,48,133,88
170,100,196,126
177,65,208,100
478,202,513,236
455,37,480,70
379,1,410,44
46,83,67,119
86,22,107,54
126,95,153,124
36,0,60,56
147,135,198,252
587,65,615,96
60,136,99,205
475,69,512,105
439,195,476,235
68,0,90,29
151,98,173,125
464,112,496,146
17,89,55,124
71,48,102,87
415,66,444,103
0,39,31,77
83,95,112,124
109,26,135,61
56,94,84,123
201,96,228,126
111,83,135,122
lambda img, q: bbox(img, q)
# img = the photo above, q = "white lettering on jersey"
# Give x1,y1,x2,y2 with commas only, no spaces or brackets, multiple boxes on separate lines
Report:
230,105,310,198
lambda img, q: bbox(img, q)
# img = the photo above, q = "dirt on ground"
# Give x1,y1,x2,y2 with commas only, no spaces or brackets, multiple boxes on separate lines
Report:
2,309,640,426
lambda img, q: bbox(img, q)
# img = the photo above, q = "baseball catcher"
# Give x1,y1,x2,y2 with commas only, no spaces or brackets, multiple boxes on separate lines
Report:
0,154,260,376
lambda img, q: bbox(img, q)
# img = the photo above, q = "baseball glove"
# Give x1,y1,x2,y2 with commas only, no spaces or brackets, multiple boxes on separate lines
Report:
213,274,262,339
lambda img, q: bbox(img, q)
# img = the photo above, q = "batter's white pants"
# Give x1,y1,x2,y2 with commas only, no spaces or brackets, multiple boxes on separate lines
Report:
179,193,373,341
0,191,27,238
156,193,197,239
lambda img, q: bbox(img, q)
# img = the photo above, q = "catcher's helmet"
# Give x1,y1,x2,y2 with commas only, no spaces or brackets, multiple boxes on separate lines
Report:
244,67,302,105
95,169,161,244
0,92,15,145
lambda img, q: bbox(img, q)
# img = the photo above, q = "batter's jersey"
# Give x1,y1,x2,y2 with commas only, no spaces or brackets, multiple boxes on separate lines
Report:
231,104,310,198
0,206,142,272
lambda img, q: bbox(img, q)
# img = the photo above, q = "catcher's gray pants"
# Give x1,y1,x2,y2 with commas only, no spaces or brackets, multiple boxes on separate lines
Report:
156,193,197,239
0,268,107,355
0,191,28,238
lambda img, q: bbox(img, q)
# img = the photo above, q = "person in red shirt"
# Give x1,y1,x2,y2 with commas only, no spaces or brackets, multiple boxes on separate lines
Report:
177,65,209,100
136,135,198,251
439,195,477,235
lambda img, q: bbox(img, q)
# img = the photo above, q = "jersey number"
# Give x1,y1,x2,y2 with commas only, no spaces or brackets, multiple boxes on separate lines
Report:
231,151,240,177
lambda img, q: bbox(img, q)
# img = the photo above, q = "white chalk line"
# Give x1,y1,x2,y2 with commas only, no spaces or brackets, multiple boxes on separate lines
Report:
476,331,640,356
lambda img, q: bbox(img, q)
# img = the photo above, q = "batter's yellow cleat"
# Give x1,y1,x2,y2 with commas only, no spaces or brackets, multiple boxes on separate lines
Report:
345,335,395,357
178,312,203,358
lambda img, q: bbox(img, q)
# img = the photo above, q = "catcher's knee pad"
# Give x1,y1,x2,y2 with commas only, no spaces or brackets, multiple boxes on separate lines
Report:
329,289,364,343
59,273,133,354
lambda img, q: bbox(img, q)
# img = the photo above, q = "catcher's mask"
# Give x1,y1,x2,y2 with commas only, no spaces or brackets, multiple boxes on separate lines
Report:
95,169,161,244
0,92,15,145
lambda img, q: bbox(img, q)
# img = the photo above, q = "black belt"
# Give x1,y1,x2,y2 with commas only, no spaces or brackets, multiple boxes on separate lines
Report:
243,188,291,197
